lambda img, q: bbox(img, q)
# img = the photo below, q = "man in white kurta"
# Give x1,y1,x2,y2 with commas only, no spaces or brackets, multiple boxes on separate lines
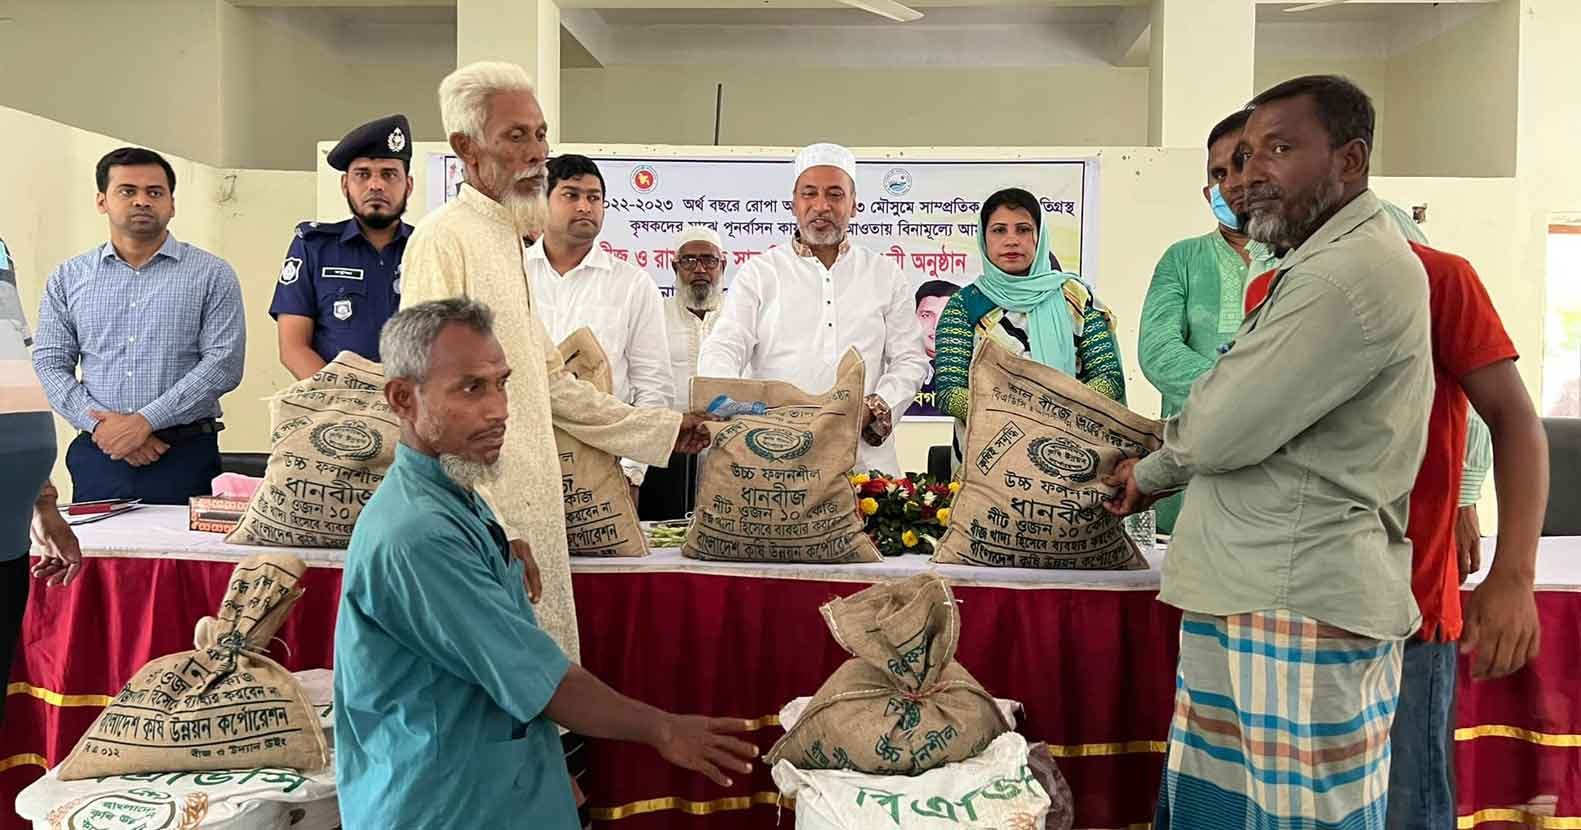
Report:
697,143,928,475
640,226,727,519
526,155,673,495
663,226,727,412
400,65,691,662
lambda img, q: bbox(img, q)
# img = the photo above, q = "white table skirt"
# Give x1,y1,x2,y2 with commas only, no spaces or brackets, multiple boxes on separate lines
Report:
43,505,1581,592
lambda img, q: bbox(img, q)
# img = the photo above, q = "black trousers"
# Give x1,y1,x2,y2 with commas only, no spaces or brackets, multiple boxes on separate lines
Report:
0,556,28,723
638,451,699,521
67,429,221,506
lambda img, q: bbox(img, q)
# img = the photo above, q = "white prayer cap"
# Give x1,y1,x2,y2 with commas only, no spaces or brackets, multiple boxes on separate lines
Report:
673,225,723,252
793,143,858,186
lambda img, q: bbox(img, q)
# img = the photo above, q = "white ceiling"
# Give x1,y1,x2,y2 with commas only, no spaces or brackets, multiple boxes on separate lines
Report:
234,0,1496,28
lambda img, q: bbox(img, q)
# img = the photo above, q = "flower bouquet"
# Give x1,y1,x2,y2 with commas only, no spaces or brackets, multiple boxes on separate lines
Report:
849,471,959,557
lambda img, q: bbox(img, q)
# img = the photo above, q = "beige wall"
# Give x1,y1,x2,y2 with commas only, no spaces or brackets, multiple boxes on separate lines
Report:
0,0,224,165
1382,0,1519,178
0,1,450,171
218,6,453,170
0,105,313,500
561,64,1149,149
1254,58,1391,174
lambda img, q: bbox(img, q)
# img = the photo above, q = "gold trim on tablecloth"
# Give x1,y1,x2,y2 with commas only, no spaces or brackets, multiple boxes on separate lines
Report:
1047,740,1168,758
744,714,780,731
1455,724,1581,747
588,790,788,820
1458,809,1581,828
6,682,113,707
0,753,47,774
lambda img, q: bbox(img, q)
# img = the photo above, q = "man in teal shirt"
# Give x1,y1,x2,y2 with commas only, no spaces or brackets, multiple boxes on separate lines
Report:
334,298,755,829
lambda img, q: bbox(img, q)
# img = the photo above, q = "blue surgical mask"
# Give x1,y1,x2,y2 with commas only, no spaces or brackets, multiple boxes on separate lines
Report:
1209,183,1240,231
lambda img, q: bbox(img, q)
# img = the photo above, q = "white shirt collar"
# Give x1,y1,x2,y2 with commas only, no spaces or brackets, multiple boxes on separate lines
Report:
526,238,614,277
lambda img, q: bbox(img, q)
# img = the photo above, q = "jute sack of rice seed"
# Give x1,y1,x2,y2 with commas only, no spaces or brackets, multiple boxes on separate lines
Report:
933,340,1163,570
684,348,879,564
227,352,396,548
555,327,646,557
58,555,330,780
767,574,1011,775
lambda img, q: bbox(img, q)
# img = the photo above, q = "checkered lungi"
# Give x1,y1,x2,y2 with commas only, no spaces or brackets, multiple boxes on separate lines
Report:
1155,610,1404,830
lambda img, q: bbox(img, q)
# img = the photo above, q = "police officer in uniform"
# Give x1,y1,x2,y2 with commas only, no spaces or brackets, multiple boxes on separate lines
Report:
270,114,414,379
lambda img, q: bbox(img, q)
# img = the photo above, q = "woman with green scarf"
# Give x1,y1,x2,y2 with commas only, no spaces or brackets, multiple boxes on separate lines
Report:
933,188,1126,471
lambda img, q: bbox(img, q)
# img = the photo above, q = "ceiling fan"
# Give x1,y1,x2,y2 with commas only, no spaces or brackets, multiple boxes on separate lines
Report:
838,0,925,23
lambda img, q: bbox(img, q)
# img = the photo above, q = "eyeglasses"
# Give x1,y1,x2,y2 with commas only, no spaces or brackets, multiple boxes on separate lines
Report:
677,254,724,270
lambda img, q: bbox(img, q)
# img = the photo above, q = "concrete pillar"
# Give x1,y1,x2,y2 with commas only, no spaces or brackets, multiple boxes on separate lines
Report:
1148,0,1255,148
456,0,561,144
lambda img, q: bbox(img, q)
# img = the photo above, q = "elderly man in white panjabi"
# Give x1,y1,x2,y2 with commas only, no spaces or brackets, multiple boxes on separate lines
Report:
697,143,928,476
397,61,711,663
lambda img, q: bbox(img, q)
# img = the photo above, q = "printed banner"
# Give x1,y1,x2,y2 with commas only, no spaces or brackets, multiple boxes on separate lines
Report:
425,153,1101,418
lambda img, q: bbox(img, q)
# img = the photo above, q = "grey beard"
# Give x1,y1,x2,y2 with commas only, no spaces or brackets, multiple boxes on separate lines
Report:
685,280,719,309
439,454,500,491
799,222,845,247
1246,178,1341,249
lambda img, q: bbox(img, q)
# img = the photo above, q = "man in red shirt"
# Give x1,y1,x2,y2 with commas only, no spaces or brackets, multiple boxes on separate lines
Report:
1387,243,1547,829
1244,243,1547,829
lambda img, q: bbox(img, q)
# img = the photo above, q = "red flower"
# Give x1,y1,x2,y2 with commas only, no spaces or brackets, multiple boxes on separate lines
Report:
921,504,938,521
896,478,916,495
928,483,951,497
860,479,889,496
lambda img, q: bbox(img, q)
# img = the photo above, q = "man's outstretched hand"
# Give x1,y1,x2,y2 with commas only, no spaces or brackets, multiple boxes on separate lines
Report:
674,414,719,455
1103,457,1158,517
653,715,758,787
860,395,893,447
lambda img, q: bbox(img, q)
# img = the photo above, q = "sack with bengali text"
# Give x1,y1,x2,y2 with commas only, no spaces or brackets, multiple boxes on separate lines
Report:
57,555,330,781
771,733,1050,830
933,341,1163,570
20,764,338,830
767,574,1011,775
684,348,879,564
555,328,646,557
226,352,397,548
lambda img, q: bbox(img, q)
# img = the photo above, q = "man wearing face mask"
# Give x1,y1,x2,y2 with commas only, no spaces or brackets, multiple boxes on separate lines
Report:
698,143,928,476
1137,110,1276,534
271,115,415,380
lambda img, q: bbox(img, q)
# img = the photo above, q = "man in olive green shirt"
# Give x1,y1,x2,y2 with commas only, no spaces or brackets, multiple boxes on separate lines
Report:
1111,76,1432,828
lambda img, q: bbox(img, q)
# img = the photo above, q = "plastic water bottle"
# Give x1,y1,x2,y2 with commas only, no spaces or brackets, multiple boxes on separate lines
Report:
705,394,768,418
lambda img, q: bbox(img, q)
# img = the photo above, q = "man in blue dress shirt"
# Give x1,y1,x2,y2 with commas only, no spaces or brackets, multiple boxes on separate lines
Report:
33,147,245,505
270,114,414,379
335,298,757,828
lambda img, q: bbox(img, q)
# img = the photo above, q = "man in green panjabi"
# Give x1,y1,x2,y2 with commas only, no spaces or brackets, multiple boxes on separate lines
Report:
1138,110,1274,534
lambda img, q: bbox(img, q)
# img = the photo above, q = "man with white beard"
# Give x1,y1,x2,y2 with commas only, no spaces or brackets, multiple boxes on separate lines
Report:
334,299,755,828
697,143,928,476
398,60,712,665
639,225,727,519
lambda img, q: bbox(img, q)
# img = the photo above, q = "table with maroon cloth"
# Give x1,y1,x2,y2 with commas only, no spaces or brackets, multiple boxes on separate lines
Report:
4,507,1579,829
